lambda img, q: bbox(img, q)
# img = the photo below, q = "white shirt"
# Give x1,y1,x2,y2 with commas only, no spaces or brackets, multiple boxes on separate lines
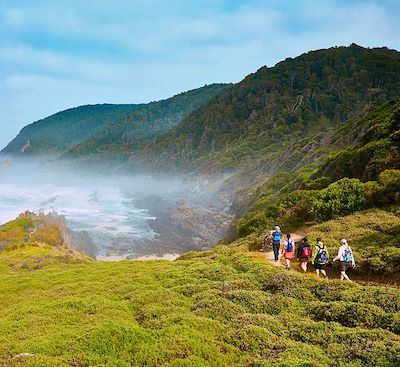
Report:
334,244,355,265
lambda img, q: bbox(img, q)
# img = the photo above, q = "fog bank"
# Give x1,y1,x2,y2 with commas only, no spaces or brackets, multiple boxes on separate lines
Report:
0,158,234,258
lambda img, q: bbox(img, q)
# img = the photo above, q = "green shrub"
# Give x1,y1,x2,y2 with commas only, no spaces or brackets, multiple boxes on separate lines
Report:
314,178,367,221
30,226,64,246
345,287,400,313
364,170,400,208
276,190,319,229
224,324,282,355
192,290,247,321
310,281,347,302
224,290,284,314
237,212,270,237
310,301,388,329
260,273,314,301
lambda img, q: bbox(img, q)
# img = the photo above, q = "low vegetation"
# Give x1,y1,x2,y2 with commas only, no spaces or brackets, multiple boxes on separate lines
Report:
1,234,400,366
0,213,399,366
307,210,400,277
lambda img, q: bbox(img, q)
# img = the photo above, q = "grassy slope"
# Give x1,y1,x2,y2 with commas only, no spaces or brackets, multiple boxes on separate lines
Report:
307,209,400,277
1,236,400,367
231,98,400,241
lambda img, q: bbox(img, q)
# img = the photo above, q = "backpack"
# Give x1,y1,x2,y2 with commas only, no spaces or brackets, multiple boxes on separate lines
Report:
316,245,328,264
301,245,311,258
272,231,281,242
286,240,293,252
343,247,353,262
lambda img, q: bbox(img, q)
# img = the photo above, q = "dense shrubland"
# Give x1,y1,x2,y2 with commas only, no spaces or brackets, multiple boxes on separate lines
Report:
234,98,400,239
236,170,400,238
1,228,400,366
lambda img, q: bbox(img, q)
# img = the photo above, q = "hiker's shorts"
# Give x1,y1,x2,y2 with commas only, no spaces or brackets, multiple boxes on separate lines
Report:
340,261,352,272
314,262,326,270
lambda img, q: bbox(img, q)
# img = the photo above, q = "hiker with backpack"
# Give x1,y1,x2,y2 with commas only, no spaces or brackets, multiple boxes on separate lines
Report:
333,239,355,282
311,238,329,278
297,237,311,272
281,233,295,270
270,225,282,262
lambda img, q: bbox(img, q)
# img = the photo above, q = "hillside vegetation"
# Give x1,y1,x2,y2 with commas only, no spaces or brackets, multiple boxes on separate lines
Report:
1,104,143,156
60,84,229,168
233,98,400,241
1,84,228,159
129,45,400,175
307,210,400,277
1,218,400,366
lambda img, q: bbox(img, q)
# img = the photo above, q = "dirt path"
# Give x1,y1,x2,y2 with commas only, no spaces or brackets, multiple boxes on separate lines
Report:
251,227,400,287
253,227,308,268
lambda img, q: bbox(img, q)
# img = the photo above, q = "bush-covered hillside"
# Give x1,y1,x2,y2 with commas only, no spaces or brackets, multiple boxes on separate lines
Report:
1,84,228,158
307,210,400,277
1,228,400,367
1,104,144,156
232,98,400,239
60,84,229,167
130,44,400,174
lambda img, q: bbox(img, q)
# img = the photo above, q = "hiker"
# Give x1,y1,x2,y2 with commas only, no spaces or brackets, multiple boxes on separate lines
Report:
311,237,329,278
333,239,355,282
282,233,295,269
270,225,282,262
297,237,311,272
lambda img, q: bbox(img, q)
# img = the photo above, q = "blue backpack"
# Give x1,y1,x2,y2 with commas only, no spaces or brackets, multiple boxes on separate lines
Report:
272,231,282,242
286,240,293,252
343,247,353,262
316,245,328,264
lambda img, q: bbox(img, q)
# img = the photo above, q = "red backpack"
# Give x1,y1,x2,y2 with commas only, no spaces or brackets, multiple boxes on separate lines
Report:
301,245,311,258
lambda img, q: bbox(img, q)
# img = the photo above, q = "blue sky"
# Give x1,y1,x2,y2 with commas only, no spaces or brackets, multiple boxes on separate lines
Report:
0,0,399,149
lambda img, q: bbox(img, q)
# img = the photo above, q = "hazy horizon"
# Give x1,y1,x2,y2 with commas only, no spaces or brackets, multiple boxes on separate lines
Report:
0,159,197,257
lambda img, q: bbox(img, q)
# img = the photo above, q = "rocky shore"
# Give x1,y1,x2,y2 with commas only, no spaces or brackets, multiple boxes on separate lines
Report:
133,188,234,256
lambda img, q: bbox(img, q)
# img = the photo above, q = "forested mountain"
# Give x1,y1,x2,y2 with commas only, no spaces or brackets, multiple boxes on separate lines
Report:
128,44,400,175
230,98,400,271
1,104,144,156
1,84,229,159
2,44,400,366
60,84,229,166
4,45,399,176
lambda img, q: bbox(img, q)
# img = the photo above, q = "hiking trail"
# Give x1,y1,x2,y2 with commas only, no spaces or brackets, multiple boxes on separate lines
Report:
252,226,308,268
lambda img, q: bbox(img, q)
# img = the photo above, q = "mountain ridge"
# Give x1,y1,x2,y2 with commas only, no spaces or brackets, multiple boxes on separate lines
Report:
127,44,400,175
1,103,144,156
1,84,230,159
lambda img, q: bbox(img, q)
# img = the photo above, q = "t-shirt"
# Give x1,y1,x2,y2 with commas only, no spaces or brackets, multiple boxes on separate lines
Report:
335,244,355,264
